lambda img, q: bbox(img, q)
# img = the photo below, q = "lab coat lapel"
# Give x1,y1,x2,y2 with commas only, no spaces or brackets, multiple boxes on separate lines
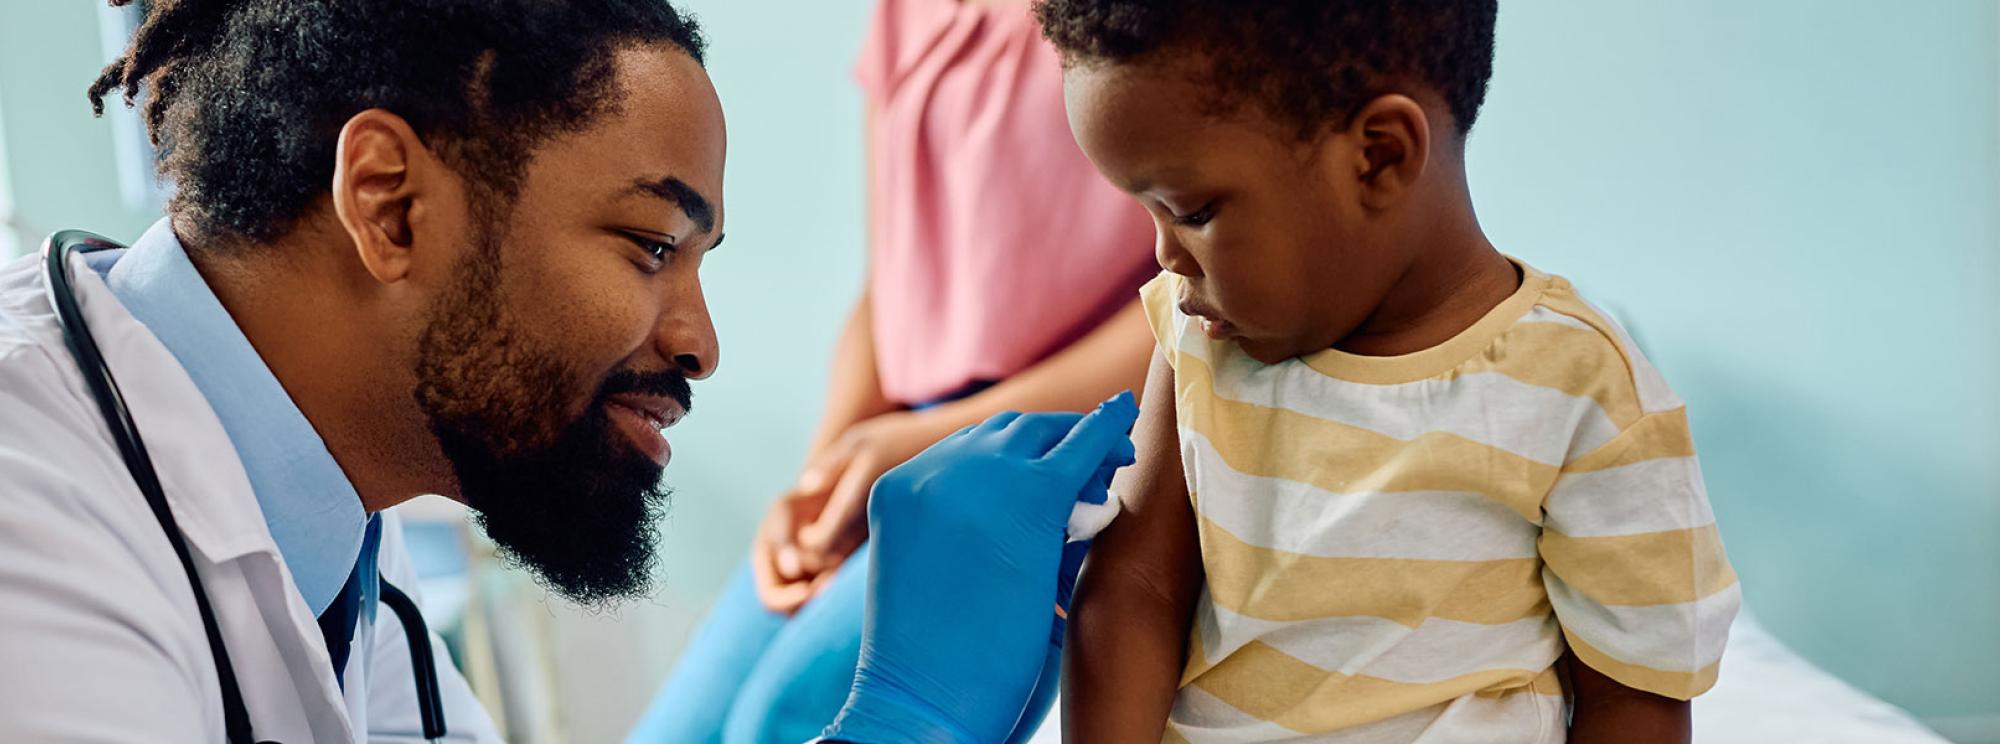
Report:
65,251,357,743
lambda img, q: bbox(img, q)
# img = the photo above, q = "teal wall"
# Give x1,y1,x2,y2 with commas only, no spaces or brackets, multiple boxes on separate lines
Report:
0,0,157,255
1470,0,2000,732
5,0,1996,737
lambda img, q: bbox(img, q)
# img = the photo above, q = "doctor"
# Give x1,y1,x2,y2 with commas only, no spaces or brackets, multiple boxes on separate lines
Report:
0,1,1135,742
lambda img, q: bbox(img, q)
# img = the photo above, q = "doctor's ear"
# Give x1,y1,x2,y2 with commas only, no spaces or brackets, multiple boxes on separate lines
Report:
331,109,435,285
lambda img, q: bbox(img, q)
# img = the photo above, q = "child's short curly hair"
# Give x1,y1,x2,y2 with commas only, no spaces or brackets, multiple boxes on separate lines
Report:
1034,0,1498,138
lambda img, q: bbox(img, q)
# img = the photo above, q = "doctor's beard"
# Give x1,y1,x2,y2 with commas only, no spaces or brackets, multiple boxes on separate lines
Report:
411,222,683,608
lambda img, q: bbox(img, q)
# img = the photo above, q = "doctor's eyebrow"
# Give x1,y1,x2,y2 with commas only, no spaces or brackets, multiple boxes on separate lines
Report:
632,176,716,235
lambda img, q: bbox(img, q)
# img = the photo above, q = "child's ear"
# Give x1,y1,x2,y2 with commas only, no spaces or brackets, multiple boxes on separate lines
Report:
1345,94,1431,210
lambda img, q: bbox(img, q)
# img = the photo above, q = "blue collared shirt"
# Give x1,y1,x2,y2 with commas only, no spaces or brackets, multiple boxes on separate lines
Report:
100,220,373,618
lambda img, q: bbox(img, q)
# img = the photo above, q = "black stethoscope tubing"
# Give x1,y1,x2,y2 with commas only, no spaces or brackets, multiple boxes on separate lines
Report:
41,230,447,744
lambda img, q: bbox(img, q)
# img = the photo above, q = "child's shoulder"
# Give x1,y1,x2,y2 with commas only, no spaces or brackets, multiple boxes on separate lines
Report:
1499,267,1684,427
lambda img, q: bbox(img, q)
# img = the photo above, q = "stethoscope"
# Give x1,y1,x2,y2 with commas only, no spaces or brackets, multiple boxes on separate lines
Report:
41,230,448,744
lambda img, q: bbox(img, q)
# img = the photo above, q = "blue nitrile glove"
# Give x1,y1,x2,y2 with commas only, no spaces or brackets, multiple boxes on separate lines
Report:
819,392,1139,744
995,459,1121,743
997,537,1095,744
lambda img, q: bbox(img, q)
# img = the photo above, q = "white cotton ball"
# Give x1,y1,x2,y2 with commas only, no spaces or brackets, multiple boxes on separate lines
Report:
1066,490,1123,543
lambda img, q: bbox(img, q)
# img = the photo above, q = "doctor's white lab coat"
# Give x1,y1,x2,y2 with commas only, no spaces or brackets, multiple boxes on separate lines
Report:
0,248,501,743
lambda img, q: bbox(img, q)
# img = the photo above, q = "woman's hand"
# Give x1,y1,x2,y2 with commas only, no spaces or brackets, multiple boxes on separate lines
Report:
751,410,963,613
750,480,832,614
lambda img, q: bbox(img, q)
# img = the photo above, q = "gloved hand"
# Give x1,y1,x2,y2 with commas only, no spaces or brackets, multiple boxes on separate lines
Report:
819,392,1139,744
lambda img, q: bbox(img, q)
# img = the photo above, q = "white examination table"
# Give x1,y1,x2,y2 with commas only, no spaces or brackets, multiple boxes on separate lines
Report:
1024,613,1946,742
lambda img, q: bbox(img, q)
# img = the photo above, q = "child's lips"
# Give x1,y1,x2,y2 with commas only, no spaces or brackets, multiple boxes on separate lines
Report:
1179,298,1237,339
1198,316,1237,339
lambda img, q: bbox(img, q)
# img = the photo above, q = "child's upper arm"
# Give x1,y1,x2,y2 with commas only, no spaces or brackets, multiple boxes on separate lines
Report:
1098,348,1200,607
1099,272,1202,602
1062,349,1203,742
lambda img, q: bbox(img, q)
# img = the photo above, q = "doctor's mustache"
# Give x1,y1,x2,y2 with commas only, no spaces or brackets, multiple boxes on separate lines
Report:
598,368,694,414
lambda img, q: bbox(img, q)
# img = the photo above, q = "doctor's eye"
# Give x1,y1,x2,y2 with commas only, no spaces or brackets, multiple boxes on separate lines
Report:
623,233,679,271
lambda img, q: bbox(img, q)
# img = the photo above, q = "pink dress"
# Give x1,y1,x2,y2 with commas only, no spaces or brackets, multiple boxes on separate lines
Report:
856,0,1157,405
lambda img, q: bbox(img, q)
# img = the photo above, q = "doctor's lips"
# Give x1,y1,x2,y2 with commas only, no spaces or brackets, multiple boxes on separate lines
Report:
602,371,692,467
1178,297,1237,340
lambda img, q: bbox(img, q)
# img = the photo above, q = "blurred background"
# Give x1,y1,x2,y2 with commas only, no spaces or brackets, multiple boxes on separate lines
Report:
1,1,1994,742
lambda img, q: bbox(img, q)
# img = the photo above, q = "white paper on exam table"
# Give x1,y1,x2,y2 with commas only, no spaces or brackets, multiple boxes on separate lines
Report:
1023,612,1947,743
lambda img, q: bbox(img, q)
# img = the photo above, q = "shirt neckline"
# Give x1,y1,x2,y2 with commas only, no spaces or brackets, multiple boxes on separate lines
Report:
1299,258,1550,385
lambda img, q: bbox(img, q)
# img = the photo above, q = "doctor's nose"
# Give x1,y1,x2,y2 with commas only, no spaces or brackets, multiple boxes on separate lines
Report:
657,282,719,381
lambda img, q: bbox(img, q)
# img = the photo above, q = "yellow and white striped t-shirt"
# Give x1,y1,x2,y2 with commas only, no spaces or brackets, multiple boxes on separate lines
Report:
1142,263,1739,743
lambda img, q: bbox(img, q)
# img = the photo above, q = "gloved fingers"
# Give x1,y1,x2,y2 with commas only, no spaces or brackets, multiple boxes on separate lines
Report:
994,411,1086,457
1037,391,1140,482
975,410,1026,434
1076,459,1120,506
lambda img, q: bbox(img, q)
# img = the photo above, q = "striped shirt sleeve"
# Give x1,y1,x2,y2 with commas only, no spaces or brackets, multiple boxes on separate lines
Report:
1538,406,1739,699
1139,272,1183,368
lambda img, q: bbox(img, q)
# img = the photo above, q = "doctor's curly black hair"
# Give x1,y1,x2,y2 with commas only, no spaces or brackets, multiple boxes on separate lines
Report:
1033,0,1497,138
88,0,706,248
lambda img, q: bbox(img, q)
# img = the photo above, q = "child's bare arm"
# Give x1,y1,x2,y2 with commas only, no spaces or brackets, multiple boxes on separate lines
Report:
1062,350,1203,742
1565,651,1692,743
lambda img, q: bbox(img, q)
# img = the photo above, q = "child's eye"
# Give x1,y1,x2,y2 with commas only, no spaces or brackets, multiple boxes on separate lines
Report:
1172,203,1217,227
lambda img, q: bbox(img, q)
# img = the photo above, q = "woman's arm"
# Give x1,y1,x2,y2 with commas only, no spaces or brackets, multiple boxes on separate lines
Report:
806,107,897,454
1062,350,1203,742
804,288,896,455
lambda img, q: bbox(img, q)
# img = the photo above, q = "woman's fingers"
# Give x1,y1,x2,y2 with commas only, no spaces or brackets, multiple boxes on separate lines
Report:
777,446,852,579
795,454,881,574
795,439,857,496
751,525,813,614
775,545,804,580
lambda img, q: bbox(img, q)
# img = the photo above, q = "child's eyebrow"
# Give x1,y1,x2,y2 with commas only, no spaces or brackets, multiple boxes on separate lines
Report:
1127,165,1209,196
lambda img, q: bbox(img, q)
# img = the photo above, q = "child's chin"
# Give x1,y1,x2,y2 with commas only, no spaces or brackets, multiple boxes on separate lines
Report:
1236,337,1304,365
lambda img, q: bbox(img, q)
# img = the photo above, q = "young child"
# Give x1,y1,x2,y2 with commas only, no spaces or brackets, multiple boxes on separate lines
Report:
1034,1,1740,742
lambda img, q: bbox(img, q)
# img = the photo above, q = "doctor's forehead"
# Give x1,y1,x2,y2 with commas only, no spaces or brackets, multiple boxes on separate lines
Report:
540,46,727,223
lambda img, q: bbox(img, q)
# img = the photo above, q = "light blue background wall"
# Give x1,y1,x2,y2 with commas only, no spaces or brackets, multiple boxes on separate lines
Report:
3,0,1995,739
0,1,157,252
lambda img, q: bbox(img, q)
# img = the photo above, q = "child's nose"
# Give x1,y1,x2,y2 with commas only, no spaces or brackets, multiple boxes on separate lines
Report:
1154,229,1202,278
